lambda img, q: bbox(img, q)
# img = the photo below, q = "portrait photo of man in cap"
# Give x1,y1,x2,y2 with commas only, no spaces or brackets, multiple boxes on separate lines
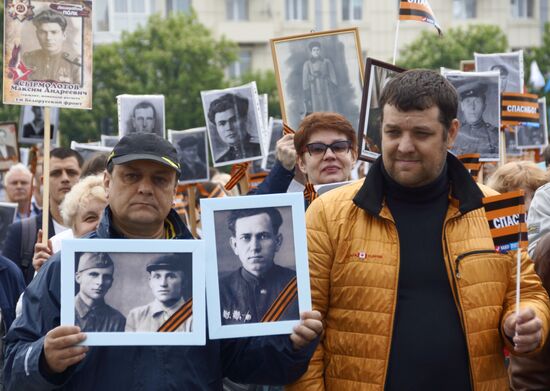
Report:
125,254,192,332
444,72,500,160
21,9,81,84
475,51,524,93
74,252,125,332
217,207,299,326
172,131,208,183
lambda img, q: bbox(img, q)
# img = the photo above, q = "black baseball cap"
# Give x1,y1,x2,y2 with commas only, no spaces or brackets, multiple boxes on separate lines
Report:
107,133,181,175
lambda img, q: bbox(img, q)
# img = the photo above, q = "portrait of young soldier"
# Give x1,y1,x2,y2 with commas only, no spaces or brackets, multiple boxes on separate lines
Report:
451,80,499,159
207,93,261,164
74,252,125,332
22,9,81,84
125,254,192,332
219,207,299,325
22,106,55,139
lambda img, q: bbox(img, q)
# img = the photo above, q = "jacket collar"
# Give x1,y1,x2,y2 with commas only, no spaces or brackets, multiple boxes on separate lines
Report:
353,153,484,217
94,206,193,239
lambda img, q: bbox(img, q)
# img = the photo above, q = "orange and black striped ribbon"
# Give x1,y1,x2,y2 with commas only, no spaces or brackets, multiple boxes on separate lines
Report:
283,123,295,135
225,162,250,191
483,190,527,253
304,182,318,203
399,0,442,35
501,92,540,126
157,299,193,332
458,153,482,181
261,277,298,323
248,171,269,190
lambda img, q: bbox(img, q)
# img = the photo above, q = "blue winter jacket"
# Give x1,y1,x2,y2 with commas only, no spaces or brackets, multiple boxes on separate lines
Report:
2,207,317,391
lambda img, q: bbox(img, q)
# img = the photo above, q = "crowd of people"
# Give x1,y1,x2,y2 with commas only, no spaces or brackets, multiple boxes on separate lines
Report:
1,69,550,390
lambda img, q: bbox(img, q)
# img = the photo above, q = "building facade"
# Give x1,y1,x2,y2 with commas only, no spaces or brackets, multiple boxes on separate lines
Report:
93,0,550,77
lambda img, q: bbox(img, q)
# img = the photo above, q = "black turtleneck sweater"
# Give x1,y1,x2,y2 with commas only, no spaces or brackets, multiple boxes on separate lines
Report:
382,164,472,391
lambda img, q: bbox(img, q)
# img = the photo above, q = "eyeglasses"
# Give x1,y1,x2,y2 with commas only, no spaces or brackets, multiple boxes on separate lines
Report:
303,140,352,157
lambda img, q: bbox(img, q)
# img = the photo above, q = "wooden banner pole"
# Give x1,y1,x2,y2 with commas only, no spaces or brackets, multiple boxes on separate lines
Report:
187,185,197,238
41,107,52,244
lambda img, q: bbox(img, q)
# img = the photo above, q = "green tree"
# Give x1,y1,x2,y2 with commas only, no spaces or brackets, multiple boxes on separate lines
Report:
60,12,237,144
398,25,508,70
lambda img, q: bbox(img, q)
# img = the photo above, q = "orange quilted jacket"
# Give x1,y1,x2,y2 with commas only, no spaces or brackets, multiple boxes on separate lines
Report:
288,156,550,391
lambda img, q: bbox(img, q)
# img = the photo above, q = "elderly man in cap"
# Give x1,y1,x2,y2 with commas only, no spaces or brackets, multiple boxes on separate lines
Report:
75,252,125,332
452,81,499,159
126,254,192,332
3,132,322,391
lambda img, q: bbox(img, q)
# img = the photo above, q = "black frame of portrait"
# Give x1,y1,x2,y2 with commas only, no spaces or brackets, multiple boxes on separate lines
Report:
270,27,364,133
357,58,406,162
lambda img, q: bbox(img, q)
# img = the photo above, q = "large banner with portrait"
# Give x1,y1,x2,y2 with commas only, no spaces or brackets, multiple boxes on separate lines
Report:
442,70,501,162
3,1,93,109
60,239,206,346
271,28,364,133
201,193,311,339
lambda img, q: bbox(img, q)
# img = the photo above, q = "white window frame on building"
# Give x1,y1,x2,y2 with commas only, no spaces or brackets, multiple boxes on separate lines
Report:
452,0,476,19
342,0,363,21
511,0,535,18
93,0,156,36
226,0,249,21
286,0,309,21
167,0,191,13
228,48,252,79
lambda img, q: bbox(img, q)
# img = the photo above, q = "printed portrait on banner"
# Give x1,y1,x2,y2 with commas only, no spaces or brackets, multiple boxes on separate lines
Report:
3,1,93,109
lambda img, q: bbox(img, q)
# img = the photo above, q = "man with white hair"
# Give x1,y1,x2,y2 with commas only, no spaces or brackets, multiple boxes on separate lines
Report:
3,163,39,221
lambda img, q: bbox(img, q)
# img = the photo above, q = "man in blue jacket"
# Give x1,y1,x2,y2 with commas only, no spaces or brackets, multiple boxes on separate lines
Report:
3,133,322,391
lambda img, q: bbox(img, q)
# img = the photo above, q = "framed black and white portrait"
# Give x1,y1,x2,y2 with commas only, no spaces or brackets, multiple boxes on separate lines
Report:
271,28,364,133
18,106,59,145
100,135,119,148
0,202,17,248
0,123,20,171
475,51,524,93
60,239,206,346
358,58,406,161
201,193,311,339
168,128,210,184
442,70,501,162
117,95,166,138
201,82,265,167
516,97,548,149
262,118,284,171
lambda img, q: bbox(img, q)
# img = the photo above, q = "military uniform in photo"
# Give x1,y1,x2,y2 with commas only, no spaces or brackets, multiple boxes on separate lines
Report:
180,160,207,181
453,82,499,158
125,256,192,332
219,265,299,325
217,138,261,163
74,254,125,332
22,50,81,84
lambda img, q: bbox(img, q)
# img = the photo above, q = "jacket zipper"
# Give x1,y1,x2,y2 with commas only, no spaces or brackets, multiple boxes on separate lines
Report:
443,220,494,391
454,249,496,279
